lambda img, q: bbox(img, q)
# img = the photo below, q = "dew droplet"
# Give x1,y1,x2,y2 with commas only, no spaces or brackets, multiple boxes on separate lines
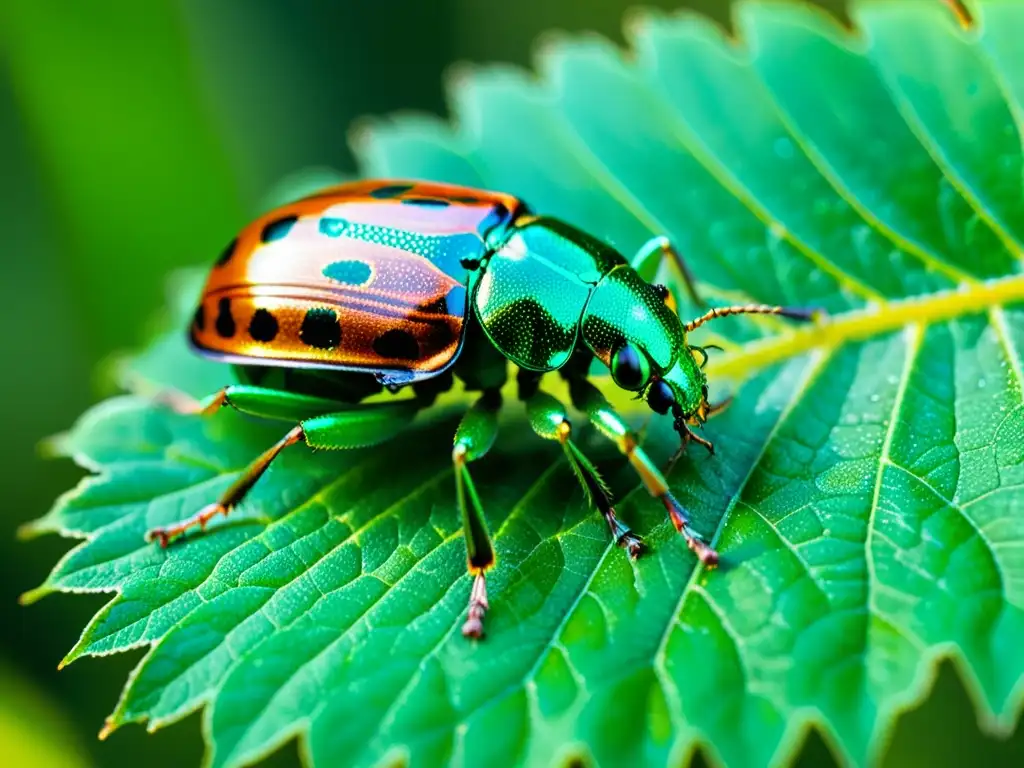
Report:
774,137,796,159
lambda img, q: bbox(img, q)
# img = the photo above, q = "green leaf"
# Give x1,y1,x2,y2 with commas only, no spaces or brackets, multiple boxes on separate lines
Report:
26,2,1024,767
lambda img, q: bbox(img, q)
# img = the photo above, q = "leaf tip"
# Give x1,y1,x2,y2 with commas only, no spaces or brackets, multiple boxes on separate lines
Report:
98,719,116,741
19,584,53,606
16,518,47,541
37,431,71,460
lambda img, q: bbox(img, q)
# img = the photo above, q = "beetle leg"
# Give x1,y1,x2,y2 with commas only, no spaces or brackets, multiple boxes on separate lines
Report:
524,390,644,558
169,385,353,422
145,400,418,546
630,235,704,310
118,371,212,415
146,425,305,547
567,378,719,567
452,390,502,639
706,394,734,418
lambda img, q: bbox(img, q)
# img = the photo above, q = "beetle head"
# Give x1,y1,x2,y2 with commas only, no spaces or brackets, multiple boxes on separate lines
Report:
643,343,712,430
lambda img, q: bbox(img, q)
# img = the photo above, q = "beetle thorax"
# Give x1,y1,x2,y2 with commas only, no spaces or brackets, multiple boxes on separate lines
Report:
580,265,685,372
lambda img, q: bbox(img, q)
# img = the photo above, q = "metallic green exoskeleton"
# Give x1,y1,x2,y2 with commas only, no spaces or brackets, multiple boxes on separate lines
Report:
146,180,817,639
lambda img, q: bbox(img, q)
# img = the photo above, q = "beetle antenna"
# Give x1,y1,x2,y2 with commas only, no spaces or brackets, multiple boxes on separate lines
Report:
683,304,823,333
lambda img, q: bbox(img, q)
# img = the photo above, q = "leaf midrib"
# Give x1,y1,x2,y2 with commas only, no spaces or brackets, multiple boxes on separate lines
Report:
709,272,1024,382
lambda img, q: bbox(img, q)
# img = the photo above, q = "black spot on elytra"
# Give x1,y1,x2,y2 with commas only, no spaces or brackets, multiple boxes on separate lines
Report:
193,304,206,331
300,308,341,349
373,329,420,360
215,237,237,267
369,184,414,199
248,308,279,342
401,197,450,208
215,298,236,338
261,215,298,243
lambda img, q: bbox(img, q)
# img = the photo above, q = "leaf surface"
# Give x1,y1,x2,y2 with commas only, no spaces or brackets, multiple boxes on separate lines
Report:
27,2,1024,767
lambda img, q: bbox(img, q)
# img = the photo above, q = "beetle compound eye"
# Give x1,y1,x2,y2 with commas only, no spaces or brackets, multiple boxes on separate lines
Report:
647,380,675,414
611,344,651,391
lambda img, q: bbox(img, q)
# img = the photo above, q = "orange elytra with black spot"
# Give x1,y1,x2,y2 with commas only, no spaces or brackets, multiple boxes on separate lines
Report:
190,180,524,385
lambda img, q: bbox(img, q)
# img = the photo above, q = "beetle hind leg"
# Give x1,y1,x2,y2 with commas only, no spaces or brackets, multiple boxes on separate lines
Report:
146,424,305,546
145,399,419,547
119,370,220,415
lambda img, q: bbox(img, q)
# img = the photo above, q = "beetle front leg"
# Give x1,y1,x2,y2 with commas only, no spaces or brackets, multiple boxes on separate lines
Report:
523,389,644,558
630,235,704,310
145,399,419,547
568,378,718,567
452,391,502,639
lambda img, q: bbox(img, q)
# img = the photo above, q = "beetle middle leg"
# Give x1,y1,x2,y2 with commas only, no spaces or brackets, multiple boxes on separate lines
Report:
567,377,719,567
451,390,503,639
145,397,419,546
522,389,645,558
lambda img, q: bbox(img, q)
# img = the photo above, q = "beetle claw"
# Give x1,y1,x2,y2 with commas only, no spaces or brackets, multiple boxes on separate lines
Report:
619,532,645,559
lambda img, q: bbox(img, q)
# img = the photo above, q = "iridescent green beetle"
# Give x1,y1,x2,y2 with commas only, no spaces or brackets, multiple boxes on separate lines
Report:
147,179,816,638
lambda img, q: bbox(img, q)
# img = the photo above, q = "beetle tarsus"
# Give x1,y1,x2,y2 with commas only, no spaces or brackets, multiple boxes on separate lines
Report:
663,492,719,568
604,509,644,558
462,572,489,639
673,421,715,465
145,503,227,547
619,531,645,559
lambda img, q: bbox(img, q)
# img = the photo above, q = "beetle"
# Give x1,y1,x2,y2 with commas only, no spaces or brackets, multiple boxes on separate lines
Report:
146,179,816,638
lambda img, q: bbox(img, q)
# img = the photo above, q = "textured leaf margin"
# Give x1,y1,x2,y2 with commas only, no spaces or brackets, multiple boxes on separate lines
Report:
24,2,1024,767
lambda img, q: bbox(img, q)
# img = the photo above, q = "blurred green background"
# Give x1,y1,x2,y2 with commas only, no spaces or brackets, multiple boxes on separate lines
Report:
0,1,1019,766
